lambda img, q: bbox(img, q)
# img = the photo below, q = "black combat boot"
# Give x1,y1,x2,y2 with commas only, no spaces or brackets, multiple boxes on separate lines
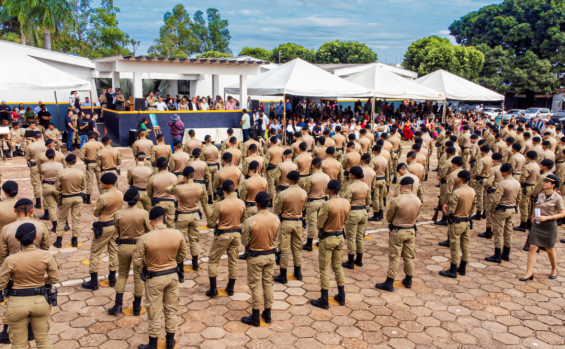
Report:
471,211,482,220
402,275,412,289
334,285,346,306
206,277,218,297
274,269,288,284
485,248,502,263
165,332,176,349
481,211,486,219
438,235,450,247
107,293,123,314
53,236,62,248
294,266,302,281
558,218,563,226
225,278,236,296
275,249,281,266
501,246,511,262
133,296,142,316
478,227,493,239
192,256,199,271
71,237,78,248
138,336,158,349
310,289,330,309
354,253,363,267
85,194,92,204
302,238,313,251
0,324,9,344
342,254,355,269
383,198,386,207
302,217,307,229
434,214,448,226
376,277,395,292
513,221,527,232
439,263,458,278
457,261,467,276
34,198,41,209
108,270,117,287
39,212,50,221
367,212,380,221
241,308,261,327
176,263,184,283
239,249,249,260
208,195,213,205
81,273,99,290
261,308,271,323
392,177,397,184
51,221,57,233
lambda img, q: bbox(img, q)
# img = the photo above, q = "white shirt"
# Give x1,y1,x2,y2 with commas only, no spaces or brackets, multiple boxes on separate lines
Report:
317,103,324,112
155,102,168,111
201,103,209,111
34,106,42,116
270,123,281,133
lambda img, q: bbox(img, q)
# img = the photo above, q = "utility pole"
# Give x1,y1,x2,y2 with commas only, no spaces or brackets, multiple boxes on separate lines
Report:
278,51,281,64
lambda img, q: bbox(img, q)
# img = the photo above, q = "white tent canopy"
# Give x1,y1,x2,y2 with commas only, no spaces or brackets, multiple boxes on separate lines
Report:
0,53,91,91
224,58,371,97
414,69,503,101
345,65,444,100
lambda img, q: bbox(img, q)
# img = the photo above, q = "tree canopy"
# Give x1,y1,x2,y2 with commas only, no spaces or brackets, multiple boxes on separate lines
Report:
270,43,315,63
239,47,271,61
315,40,377,63
196,51,233,58
147,4,197,58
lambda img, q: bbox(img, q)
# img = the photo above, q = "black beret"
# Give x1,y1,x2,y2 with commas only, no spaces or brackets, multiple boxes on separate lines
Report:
480,145,490,152
182,166,194,176
294,131,301,138
495,133,502,139
397,163,406,171
227,127,233,133
318,137,326,144
328,179,341,190
506,137,515,143
312,157,322,166
325,146,335,154
540,159,554,168
399,176,414,185
2,181,17,194
100,172,117,184
361,154,371,161
533,127,540,133
45,139,54,146
33,130,42,137
14,198,33,207
46,149,55,158
446,146,456,154
561,137,565,143
299,142,307,150
102,136,111,142
156,157,168,167
533,136,542,143
414,138,423,144
222,152,233,160
124,187,139,202
451,156,463,166
412,143,421,150
347,141,355,148
149,206,166,220
492,153,503,161
65,154,76,162
526,151,538,159
414,131,422,136
270,136,278,144
173,139,182,147
478,139,486,146
500,163,513,173
323,129,330,135
283,149,292,156
287,170,300,181
542,140,551,146
192,148,201,156
449,135,457,141
462,125,469,131
255,191,270,202
136,151,146,157
512,143,522,151
303,125,310,131
445,141,454,147
457,170,471,179
350,166,364,179
544,131,551,136
517,127,524,132
420,126,427,131
470,134,478,139
376,139,384,146
229,136,237,143
248,161,259,170
88,131,97,137
15,223,36,242
222,179,234,191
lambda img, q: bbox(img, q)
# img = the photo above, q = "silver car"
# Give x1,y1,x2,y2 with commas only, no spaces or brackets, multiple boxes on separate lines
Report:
551,110,565,123
503,109,525,120
522,107,552,120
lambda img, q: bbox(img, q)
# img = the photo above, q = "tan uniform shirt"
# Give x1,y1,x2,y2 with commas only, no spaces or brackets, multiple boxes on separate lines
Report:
293,153,312,176
169,150,190,174
342,180,371,207
97,145,121,170
371,154,388,178
128,163,153,189
25,141,47,163
148,171,178,200
132,138,154,158
166,179,210,216
191,159,211,182
114,206,152,240
509,152,526,174
151,143,172,163
408,162,424,180
490,176,521,211
274,185,308,219
448,184,476,218
536,191,565,217
265,146,283,166
317,196,350,232
80,140,105,163
0,245,59,290
226,147,242,167
243,154,265,176
387,190,422,228
341,151,361,172
184,138,202,155
133,224,188,272
214,165,242,190
275,160,298,187
301,170,330,199
242,210,280,251
0,217,50,265
204,144,219,165
40,161,64,182
312,146,327,161
94,188,124,222
55,166,86,195
240,174,268,203
360,165,376,191
0,198,18,231
485,164,503,190
207,193,246,230
321,158,344,182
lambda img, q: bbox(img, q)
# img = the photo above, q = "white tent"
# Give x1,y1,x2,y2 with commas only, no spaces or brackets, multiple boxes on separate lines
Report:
345,65,444,100
414,69,503,101
0,53,91,91
224,58,371,97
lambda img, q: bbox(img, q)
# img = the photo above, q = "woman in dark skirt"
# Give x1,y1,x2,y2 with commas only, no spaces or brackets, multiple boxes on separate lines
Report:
521,174,565,281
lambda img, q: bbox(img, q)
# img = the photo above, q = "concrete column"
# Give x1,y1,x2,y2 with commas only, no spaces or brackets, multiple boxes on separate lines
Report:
239,75,248,110
212,75,220,99
112,71,120,90
132,72,143,98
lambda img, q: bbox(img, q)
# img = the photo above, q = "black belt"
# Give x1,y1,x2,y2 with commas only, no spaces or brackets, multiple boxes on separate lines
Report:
277,186,289,191
102,167,118,172
318,231,343,239
476,176,487,180
154,198,175,202
376,177,386,180
450,217,471,223
8,286,49,297
281,218,302,221
178,210,199,215
118,239,138,244
215,228,242,235
61,193,82,199
29,162,37,167
513,172,521,175
174,172,183,177
267,164,277,171
521,183,535,188
440,179,447,184
42,180,55,185
351,206,366,210
146,268,177,278
97,220,114,227
486,188,496,194
208,163,220,168
299,174,309,178
497,205,516,210
86,160,96,164
390,224,416,231
307,150,312,153
308,197,325,202
194,180,206,184
133,186,147,191
245,202,256,207
248,249,276,257
558,161,565,164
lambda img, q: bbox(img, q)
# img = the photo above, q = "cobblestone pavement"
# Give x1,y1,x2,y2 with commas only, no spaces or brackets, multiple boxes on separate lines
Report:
2,143,565,349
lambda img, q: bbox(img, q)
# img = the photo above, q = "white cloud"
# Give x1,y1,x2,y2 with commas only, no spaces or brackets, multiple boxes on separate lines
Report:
438,30,450,35
239,10,260,15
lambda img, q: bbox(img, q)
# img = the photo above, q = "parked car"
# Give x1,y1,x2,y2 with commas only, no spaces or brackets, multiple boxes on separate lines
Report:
522,107,552,120
482,107,504,118
551,110,565,123
502,109,525,120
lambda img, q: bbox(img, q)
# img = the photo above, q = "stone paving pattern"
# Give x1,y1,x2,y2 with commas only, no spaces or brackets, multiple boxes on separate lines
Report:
1,143,565,348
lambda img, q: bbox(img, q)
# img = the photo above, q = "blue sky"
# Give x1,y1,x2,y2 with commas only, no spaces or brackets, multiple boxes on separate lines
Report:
109,0,498,62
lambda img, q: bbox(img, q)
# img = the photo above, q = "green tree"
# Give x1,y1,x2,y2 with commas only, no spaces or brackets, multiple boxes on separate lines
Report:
191,8,231,54
474,44,511,93
87,0,131,57
403,36,484,81
238,47,271,60
315,40,377,63
147,4,197,58
57,0,93,56
271,43,315,63
196,51,233,58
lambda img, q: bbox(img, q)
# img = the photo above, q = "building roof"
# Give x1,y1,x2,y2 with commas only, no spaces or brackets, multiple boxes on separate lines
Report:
91,55,270,65
314,63,370,74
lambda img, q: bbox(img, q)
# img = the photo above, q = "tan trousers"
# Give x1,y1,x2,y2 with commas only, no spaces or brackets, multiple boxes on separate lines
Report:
116,243,144,297
99,169,119,194
42,183,59,224
207,165,218,196
319,235,345,289
6,295,52,349
9,140,25,152
306,200,324,239
57,196,82,237
145,273,179,337
208,233,240,279
391,152,398,179
485,193,495,229
85,166,100,195
154,201,176,228
176,213,200,257
245,205,258,218
440,183,448,214
267,169,276,199
448,222,469,265
345,209,368,254
493,208,514,249
247,254,275,309
89,225,118,273
474,179,484,212
30,166,41,199
519,186,534,223
387,228,415,278
136,191,151,212
278,220,303,269
373,179,386,211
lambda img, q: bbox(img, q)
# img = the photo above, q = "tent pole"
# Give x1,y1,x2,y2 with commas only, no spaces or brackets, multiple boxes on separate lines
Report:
371,93,375,136
89,90,94,117
442,98,446,123
54,91,62,130
283,93,286,146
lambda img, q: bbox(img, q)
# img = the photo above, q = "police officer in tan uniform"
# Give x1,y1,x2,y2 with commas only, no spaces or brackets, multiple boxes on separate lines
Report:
387,128,401,183
206,180,246,297
240,161,268,218
435,147,456,226
265,136,283,204
220,128,243,156
368,145,389,221
341,166,370,269
96,136,121,194
440,170,475,278
107,188,152,316
290,131,303,158
38,139,65,169
242,143,264,177
332,126,346,162
406,151,425,201
127,152,152,211
25,131,47,209
321,147,344,183
225,137,242,166
44,123,63,150
311,180,349,309
273,149,298,194
148,157,178,228
471,145,492,220
394,163,420,197
479,153,504,239
301,158,330,251
183,129,202,155
8,122,25,156
166,166,211,271
240,191,279,327
293,142,312,185
82,172,123,290
486,163,521,263
38,149,64,226
376,177,422,292
203,135,220,203
79,131,104,203
273,171,308,283
312,136,327,161
213,152,243,200
0,181,19,231
54,154,86,247
0,222,59,348
340,142,361,195
150,134,172,176
190,148,212,197
132,129,154,167
169,140,190,177
133,206,188,349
